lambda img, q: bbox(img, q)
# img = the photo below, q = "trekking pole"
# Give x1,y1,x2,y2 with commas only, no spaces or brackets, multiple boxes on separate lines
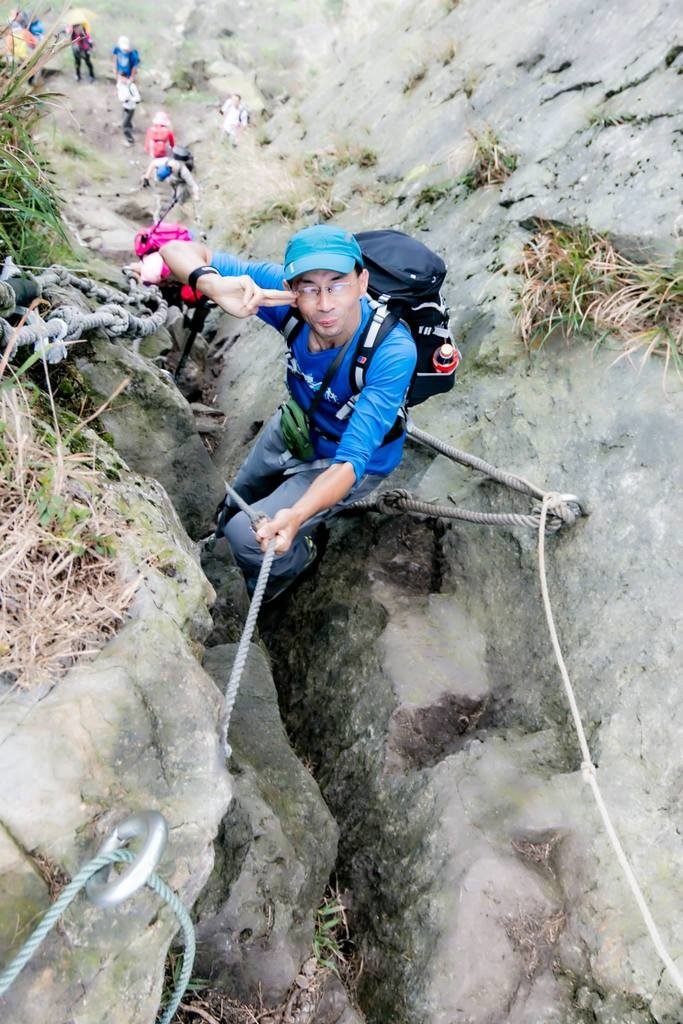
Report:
148,187,180,237
174,298,211,380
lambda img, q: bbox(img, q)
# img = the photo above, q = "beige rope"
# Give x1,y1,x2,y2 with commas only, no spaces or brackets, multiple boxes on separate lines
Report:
538,494,683,995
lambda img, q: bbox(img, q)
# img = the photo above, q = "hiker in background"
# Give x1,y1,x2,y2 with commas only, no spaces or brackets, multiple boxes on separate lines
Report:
220,93,249,146
117,77,141,147
141,146,199,222
70,22,94,82
160,224,417,601
4,10,37,59
27,10,45,40
112,34,139,83
144,110,175,159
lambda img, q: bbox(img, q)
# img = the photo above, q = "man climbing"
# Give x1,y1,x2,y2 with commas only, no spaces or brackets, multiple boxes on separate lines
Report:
144,110,175,159
70,22,95,82
141,146,199,222
160,224,417,600
111,34,139,83
220,93,249,146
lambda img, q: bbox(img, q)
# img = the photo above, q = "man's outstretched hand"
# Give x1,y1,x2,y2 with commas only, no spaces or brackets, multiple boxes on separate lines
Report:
195,274,295,318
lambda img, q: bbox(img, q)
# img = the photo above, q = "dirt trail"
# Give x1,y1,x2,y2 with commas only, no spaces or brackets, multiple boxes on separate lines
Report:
43,64,202,264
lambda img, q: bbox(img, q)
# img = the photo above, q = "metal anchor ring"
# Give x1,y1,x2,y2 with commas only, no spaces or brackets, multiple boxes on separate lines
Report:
86,810,169,909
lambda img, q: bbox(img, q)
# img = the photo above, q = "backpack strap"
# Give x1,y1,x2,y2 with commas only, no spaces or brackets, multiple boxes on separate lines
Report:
334,303,400,422
307,331,356,422
281,309,304,345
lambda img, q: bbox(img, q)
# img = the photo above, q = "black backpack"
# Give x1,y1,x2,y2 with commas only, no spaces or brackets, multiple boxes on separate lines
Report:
172,146,194,172
282,229,459,418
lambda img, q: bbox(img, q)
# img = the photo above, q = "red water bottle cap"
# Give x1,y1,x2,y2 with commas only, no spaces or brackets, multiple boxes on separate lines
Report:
432,342,460,374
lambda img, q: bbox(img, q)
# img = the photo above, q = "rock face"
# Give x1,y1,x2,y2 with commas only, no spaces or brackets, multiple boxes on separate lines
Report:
18,0,681,1020
265,344,682,1024
75,336,223,538
203,0,682,1019
192,541,339,1005
0,472,232,1024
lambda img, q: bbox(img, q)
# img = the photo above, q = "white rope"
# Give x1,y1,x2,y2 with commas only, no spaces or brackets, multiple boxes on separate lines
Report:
219,540,276,759
538,494,683,995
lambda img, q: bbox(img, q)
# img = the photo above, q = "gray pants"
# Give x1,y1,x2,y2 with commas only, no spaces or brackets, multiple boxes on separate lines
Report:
222,411,382,596
122,106,135,143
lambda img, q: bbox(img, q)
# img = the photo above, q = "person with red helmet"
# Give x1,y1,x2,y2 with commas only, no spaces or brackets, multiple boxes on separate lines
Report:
144,111,175,160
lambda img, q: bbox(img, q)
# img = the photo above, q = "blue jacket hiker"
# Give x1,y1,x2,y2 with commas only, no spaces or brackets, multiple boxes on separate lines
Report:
112,35,139,81
161,225,417,601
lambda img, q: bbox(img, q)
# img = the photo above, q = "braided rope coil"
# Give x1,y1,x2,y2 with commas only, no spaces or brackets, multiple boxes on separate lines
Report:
0,267,168,363
348,487,581,533
0,280,16,318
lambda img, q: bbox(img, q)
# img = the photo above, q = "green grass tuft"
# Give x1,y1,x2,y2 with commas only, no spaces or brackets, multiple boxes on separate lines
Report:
516,220,683,374
0,37,70,266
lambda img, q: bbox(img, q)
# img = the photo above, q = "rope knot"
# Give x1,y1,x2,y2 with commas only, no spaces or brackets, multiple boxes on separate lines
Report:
100,304,130,337
33,316,68,363
533,492,583,532
545,492,579,526
48,305,83,341
375,488,412,515
45,265,70,286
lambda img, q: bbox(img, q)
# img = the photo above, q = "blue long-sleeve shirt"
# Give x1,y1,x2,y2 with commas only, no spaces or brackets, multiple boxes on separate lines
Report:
210,253,417,481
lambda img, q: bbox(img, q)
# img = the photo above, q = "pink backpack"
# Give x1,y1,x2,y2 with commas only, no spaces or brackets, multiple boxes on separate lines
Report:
134,222,193,258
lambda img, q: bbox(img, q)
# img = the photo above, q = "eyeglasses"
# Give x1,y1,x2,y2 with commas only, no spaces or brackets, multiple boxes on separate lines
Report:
293,281,355,299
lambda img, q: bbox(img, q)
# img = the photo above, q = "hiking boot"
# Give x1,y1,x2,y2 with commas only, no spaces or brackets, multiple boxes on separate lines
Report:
123,139,134,147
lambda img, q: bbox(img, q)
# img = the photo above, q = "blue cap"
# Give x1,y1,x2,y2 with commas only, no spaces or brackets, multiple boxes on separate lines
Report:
283,225,363,281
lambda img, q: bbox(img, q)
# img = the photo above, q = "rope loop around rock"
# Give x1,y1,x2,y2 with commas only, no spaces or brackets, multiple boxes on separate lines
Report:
0,847,196,1024
0,266,169,363
349,425,586,536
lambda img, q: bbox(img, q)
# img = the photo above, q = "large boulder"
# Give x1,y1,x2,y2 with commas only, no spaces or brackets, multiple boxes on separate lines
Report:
193,540,339,1005
0,472,232,1024
264,343,683,1023
75,337,223,538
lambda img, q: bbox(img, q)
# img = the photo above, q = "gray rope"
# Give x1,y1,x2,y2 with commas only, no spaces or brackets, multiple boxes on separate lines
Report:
407,422,548,501
218,483,277,758
219,540,277,759
223,482,266,528
348,488,577,532
349,423,584,533
0,280,15,317
0,848,194,1024
0,267,168,362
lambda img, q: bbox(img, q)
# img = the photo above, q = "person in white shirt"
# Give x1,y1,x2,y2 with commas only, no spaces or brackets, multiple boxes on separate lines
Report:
220,93,249,146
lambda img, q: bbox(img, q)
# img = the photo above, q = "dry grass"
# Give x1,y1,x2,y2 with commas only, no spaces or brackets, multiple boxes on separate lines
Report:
403,64,428,93
516,221,683,371
447,126,518,191
465,127,518,187
503,908,566,979
201,141,345,249
172,960,338,1024
171,886,359,1024
0,381,136,690
511,833,562,871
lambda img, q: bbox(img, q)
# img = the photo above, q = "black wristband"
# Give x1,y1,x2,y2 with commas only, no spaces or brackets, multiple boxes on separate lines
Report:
188,265,219,292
